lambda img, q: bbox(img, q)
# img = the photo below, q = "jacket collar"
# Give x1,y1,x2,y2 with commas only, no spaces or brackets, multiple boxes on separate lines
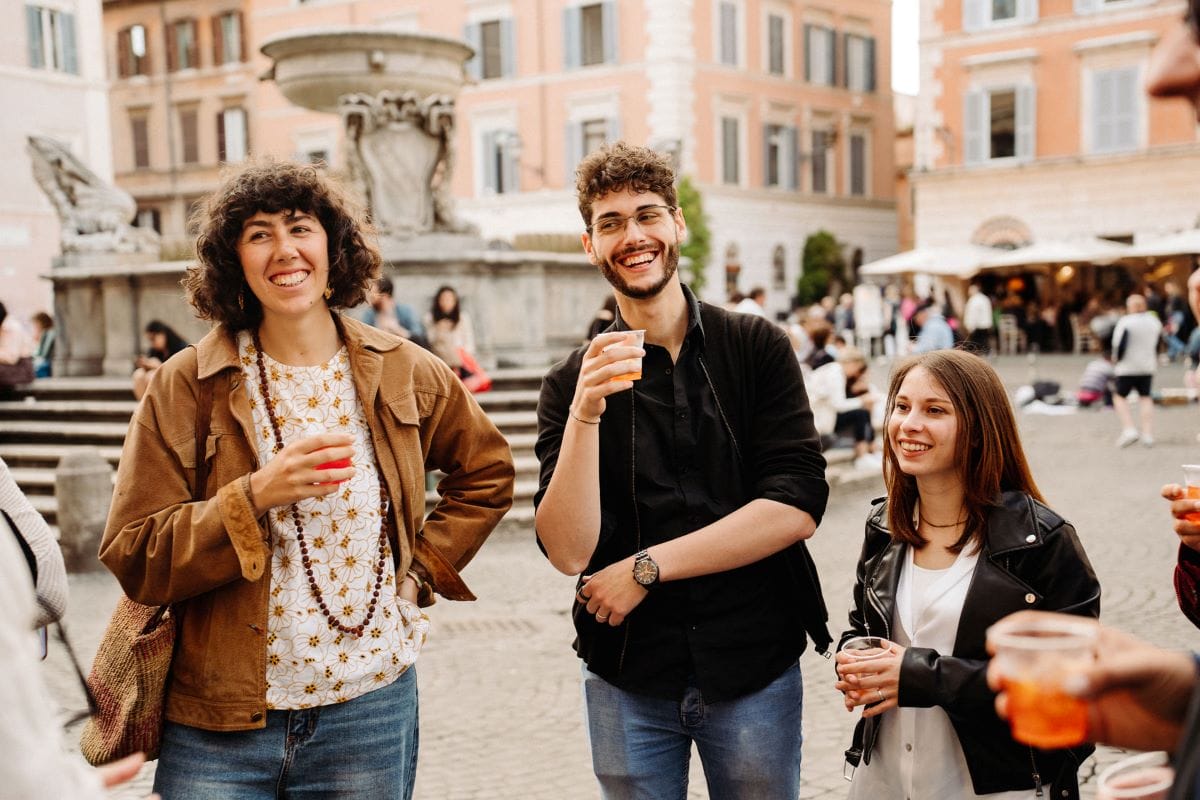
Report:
193,312,403,382
869,490,1046,557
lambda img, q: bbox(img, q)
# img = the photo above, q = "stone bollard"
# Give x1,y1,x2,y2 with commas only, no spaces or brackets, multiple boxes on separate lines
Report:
55,448,113,573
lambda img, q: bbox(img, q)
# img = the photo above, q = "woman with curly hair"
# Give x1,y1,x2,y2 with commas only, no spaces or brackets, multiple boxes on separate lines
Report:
99,158,514,798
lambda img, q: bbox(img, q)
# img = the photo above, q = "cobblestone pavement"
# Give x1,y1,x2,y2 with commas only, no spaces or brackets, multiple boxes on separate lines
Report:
42,354,1200,798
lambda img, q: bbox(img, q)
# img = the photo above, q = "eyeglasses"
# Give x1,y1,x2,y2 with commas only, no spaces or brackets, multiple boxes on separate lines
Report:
588,205,676,237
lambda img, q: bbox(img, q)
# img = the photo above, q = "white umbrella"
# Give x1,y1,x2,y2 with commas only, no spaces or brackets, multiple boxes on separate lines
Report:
979,237,1131,269
1124,229,1200,259
859,244,997,278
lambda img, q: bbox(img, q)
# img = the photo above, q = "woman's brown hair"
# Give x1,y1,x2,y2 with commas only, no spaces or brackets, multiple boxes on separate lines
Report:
883,349,1044,552
184,158,382,330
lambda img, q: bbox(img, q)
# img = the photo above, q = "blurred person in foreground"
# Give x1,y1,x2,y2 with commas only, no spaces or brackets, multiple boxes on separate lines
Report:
131,320,188,401
100,159,513,798
835,349,1100,799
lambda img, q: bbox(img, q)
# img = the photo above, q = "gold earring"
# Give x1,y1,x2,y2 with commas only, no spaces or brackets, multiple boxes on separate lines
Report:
323,286,333,300
237,290,245,311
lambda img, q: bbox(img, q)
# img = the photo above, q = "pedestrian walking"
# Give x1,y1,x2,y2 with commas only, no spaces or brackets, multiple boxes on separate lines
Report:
534,142,830,799
963,283,994,355
1111,293,1163,447
912,300,955,353
98,158,514,799
835,349,1100,799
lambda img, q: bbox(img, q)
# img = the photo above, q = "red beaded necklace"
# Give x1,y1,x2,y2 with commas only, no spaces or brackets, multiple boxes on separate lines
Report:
252,331,391,638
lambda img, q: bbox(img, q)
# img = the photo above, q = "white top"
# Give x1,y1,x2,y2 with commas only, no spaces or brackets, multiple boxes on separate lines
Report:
848,545,1040,799
1112,312,1163,376
0,512,106,799
807,361,868,436
964,292,994,332
0,457,67,626
240,334,429,710
734,297,767,317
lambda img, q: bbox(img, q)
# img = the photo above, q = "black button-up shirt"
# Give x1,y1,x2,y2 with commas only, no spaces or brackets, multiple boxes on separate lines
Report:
535,287,828,701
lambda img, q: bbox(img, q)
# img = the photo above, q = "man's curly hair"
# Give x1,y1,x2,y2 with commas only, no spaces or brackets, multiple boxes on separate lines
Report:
575,142,677,228
184,158,382,330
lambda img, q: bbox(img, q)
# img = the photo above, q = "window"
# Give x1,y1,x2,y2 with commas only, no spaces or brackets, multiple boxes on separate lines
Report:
718,2,738,65
965,86,1035,163
563,2,617,68
963,0,1037,30
844,34,876,92
767,14,785,75
179,107,199,165
166,19,198,72
565,116,618,174
804,25,835,86
721,117,740,184
465,18,515,80
218,107,248,163
772,245,786,290
810,129,831,193
131,114,150,169
763,124,797,189
481,130,520,195
849,133,867,196
582,118,608,156
135,207,161,233
304,150,329,165
26,5,78,74
1091,66,1139,154
213,11,244,66
117,24,149,78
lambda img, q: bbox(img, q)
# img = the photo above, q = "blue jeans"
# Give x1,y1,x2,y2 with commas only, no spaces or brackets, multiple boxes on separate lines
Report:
582,662,803,800
154,665,419,799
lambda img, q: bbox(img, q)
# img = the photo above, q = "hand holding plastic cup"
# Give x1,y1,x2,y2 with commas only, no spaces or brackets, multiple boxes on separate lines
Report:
603,329,646,383
1182,464,1200,523
314,449,353,486
1097,752,1174,800
840,635,893,663
987,615,1097,749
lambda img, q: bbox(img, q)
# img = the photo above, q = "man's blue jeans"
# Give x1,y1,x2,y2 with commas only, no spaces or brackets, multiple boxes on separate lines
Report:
153,665,419,799
582,661,803,800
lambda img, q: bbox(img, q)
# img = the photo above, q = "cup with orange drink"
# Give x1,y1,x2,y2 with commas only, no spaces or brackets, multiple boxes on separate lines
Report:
986,615,1097,749
604,329,645,383
1183,464,1200,523
1097,752,1174,800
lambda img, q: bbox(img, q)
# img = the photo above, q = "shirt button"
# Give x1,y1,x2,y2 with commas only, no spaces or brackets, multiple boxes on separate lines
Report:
905,743,913,752
1025,593,1036,604
665,368,672,375
1025,534,1036,543
678,411,688,420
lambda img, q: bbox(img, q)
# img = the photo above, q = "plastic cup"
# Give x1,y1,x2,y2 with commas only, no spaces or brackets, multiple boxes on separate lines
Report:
1183,464,1200,523
604,329,645,382
840,635,892,662
987,616,1097,749
314,451,352,486
1097,752,1174,800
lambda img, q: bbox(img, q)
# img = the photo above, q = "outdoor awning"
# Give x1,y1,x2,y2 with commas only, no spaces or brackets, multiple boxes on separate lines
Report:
978,237,1131,269
861,237,1135,281
859,244,998,278
1124,229,1200,259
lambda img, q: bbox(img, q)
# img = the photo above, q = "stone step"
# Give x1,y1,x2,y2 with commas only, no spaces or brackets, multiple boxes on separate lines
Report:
0,443,124,470
0,420,132,445
0,399,137,423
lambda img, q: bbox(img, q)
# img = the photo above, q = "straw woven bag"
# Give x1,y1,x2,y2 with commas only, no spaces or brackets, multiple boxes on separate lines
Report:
79,364,215,765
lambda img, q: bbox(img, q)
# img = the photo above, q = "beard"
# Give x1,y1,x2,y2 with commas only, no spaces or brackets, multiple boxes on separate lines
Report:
597,241,681,300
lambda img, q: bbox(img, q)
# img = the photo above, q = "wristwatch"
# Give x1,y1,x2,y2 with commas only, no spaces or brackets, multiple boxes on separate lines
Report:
632,549,660,587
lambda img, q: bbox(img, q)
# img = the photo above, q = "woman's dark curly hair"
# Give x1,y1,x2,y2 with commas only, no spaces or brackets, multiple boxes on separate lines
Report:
184,158,382,330
575,141,677,228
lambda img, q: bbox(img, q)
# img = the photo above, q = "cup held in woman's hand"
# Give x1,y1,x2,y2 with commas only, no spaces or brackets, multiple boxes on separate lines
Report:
987,616,1097,749
314,453,352,485
839,635,892,662
604,329,645,382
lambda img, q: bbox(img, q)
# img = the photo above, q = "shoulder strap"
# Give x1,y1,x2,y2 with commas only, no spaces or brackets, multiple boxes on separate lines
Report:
194,371,215,501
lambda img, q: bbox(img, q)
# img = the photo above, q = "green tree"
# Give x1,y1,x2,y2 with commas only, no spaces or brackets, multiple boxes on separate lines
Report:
797,230,846,305
676,175,711,294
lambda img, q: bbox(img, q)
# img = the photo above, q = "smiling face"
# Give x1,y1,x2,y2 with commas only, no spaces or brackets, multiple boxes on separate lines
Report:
581,189,686,300
887,365,962,486
237,210,330,325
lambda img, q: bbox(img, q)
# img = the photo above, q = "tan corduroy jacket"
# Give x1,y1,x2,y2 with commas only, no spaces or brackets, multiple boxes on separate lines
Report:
99,315,515,731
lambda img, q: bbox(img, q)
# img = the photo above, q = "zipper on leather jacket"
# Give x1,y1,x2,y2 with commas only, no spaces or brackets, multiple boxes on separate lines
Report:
1028,749,1044,797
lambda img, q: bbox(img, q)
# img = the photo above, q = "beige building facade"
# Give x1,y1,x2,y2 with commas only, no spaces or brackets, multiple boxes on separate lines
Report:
105,0,896,314
4,0,111,316
913,0,1199,253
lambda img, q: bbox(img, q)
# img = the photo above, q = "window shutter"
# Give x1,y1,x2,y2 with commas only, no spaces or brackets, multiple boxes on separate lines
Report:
720,2,737,65
1092,70,1112,152
607,116,622,144
964,89,985,164
602,1,618,64
236,12,246,62
828,29,837,86
963,0,984,31
117,28,131,78
565,121,583,181
1073,0,1101,13
1018,0,1039,24
464,23,482,79
217,110,226,162
26,6,43,69
483,131,499,193
502,132,520,193
212,15,225,66
803,24,812,82
762,123,772,186
62,13,77,74
187,20,198,69
563,7,580,69
786,126,799,190
501,19,516,77
1114,68,1138,150
1016,84,1035,161
843,32,851,89
866,37,876,92
166,22,178,72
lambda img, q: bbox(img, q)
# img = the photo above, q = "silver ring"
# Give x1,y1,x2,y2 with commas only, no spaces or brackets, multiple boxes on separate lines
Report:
876,688,885,702
596,613,609,622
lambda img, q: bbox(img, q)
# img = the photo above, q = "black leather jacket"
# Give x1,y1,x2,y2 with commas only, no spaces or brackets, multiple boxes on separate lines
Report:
840,491,1101,798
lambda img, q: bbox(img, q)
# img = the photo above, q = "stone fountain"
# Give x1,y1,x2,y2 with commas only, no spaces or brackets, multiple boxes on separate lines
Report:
261,28,603,366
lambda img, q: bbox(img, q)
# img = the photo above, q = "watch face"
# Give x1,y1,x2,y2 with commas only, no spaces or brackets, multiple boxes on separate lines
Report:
633,555,659,586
